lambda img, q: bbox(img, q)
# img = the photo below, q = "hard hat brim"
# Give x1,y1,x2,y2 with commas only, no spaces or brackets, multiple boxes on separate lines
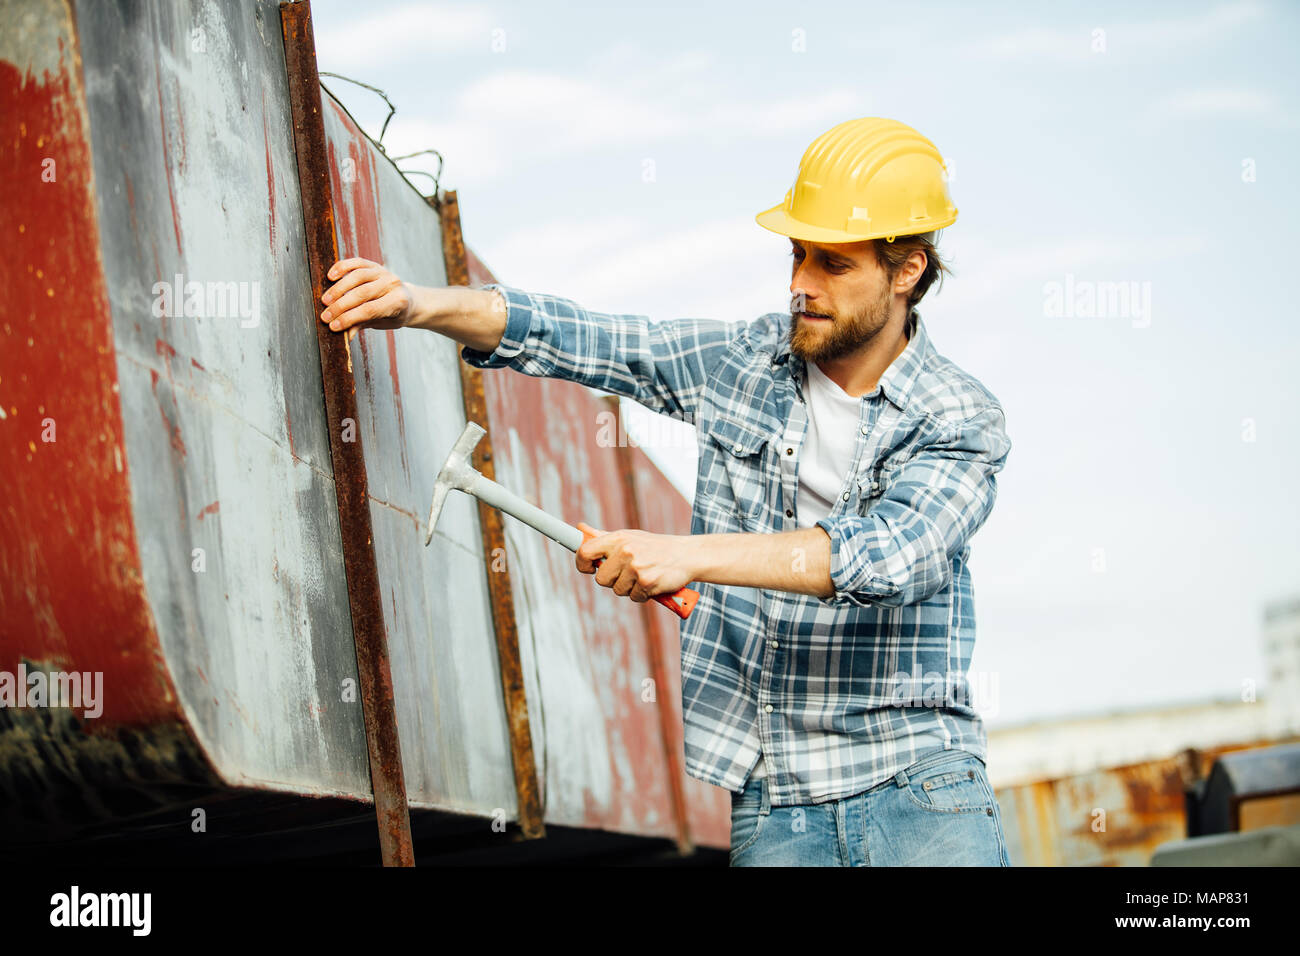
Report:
755,203,956,244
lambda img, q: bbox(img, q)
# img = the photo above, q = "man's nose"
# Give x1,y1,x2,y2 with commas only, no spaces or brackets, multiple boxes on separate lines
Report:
790,290,821,314
790,281,821,309
791,261,822,299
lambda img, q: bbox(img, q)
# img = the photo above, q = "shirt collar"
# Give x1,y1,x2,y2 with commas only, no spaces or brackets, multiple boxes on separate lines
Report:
771,308,930,411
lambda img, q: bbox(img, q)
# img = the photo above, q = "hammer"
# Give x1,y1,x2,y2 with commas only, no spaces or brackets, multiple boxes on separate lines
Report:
424,421,699,620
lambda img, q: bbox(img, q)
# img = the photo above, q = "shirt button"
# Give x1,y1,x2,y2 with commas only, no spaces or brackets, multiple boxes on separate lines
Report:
842,491,850,501
769,640,778,649
733,443,743,454
763,704,774,714
860,424,869,435
786,447,794,455
785,508,793,518
871,481,880,492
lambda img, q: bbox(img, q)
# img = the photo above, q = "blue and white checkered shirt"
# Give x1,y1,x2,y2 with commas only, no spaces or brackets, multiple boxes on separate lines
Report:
462,283,1012,806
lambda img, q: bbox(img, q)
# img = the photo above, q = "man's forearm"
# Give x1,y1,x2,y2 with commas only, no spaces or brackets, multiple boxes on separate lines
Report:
690,526,835,598
404,284,506,354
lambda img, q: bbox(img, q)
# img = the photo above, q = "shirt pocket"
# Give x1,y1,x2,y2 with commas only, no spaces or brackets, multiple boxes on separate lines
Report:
702,415,772,528
853,459,893,516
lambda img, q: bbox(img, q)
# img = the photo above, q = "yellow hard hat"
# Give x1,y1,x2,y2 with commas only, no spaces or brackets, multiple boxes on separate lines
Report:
756,117,957,243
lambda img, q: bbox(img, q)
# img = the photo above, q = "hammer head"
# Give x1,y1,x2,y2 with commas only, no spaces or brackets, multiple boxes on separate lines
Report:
424,420,486,546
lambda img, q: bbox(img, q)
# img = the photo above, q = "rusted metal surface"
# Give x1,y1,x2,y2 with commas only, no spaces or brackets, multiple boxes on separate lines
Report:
620,420,733,851
317,93,522,824
62,0,372,807
3,0,372,840
280,0,412,866
0,0,227,836
3,0,733,855
465,259,703,842
0,0,185,726
480,374,680,837
993,736,1300,866
606,397,693,854
437,190,545,840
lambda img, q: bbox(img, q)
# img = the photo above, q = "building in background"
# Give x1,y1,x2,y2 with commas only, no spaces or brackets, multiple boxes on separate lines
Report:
987,596,1300,865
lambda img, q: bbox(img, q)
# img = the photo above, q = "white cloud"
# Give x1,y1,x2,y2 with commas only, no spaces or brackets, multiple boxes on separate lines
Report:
965,0,1268,62
1146,87,1293,127
313,2,496,73
697,89,866,137
485,215,774,314
331,52,862,190
943,232,1212,307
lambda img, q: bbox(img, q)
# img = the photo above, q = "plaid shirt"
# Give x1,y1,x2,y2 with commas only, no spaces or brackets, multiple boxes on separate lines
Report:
462,283,1012,806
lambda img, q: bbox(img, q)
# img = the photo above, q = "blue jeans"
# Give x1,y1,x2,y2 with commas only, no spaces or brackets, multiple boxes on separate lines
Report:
729,748,1013,866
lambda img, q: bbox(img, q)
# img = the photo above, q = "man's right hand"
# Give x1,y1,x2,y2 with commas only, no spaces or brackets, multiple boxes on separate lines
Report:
319,257,415,333
319,257,508,354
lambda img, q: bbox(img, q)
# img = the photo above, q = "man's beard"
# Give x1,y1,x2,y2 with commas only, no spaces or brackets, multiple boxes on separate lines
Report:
788,280,893,363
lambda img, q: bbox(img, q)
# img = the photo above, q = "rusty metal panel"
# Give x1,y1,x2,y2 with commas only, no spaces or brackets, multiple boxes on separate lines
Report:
4,0,733,853
466,252,730,846
62,0,371,797
318,92,521,818
993,738,1300,866
459,277,691,840
0,0,226,838
438,190,544,840
0,0,185,726
608,397,691,852
622,418,732,851
280,0,412,865
474,369,676,837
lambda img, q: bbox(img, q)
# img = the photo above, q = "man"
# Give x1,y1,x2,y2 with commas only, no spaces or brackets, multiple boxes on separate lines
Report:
319,117,1012,867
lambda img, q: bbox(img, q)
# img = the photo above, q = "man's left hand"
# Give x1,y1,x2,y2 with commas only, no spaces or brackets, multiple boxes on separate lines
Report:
575,523,697,603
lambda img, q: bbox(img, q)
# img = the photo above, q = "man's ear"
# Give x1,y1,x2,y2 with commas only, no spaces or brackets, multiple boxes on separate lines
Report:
894,250,927,295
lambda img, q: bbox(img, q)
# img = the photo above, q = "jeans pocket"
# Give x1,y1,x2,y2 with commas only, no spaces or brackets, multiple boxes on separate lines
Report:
729,785,767,858
901,754,996,815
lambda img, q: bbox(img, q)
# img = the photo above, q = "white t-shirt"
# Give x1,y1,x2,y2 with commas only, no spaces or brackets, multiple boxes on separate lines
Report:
751,359,865,783
795,359,867,525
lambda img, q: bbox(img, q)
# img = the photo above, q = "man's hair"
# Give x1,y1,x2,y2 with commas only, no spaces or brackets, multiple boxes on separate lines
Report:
871,231,951,309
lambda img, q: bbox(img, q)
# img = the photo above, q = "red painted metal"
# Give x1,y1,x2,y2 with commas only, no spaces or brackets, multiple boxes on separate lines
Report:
607,397,693,853
0,0,183,728
622,430,734,850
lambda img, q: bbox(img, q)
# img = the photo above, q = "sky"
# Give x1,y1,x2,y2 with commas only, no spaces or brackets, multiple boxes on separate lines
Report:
309,0,1300,727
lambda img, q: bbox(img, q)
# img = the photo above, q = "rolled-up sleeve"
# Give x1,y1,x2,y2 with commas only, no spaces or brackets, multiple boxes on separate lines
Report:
459,283,748,423
457,285,531,369
814,405,1012,608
